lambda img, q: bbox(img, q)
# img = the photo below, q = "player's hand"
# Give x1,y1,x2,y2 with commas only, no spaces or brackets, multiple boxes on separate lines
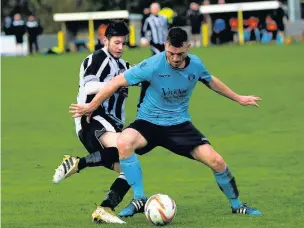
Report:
69,103,94,122
237,95,262,107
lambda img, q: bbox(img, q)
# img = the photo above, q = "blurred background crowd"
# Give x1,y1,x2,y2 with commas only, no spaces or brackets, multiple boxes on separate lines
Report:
1,0,304,55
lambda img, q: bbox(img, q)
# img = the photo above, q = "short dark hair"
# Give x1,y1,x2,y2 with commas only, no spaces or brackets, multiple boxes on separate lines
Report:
105,20,129,39
166,27,188,47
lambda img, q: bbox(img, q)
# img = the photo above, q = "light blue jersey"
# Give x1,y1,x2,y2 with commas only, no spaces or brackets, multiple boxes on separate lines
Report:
124,52,212,126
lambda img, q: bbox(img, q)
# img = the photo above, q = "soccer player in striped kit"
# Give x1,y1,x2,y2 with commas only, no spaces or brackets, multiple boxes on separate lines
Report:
53,20,132,224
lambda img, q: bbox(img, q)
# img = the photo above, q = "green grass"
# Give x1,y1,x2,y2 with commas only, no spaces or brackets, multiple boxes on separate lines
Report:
2,44,304,227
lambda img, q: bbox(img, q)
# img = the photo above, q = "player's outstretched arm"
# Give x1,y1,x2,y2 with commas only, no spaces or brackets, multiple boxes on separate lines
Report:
69,74,129,118
209,76,262,107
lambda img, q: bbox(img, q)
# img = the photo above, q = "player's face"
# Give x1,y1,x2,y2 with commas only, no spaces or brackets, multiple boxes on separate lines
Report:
105,36,127,58
165,42,190,68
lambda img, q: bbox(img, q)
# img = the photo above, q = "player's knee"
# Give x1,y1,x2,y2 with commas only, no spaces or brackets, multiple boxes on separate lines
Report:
210,154,226,172
117,136,134,158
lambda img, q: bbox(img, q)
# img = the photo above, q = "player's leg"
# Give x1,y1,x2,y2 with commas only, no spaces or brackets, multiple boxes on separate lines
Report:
77,131,121,172
53,116,122,183
92,132,131,212
53,116,129,223
162,121,261,215
117,120,156,217
92,171,129,224
53,117,131,204
191,144,262,215
79,131,130,224
53,134,121,184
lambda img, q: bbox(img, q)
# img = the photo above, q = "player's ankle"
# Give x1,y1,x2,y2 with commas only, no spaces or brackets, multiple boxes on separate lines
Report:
77,157,87,171
230,198,242,209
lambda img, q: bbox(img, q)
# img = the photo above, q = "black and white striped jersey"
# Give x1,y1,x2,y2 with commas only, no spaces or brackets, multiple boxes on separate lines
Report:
143,14,168,45
75,48,130,134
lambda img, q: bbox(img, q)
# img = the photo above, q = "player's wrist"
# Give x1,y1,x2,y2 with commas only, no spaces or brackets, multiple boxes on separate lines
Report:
88,101,98,112
234,94,242,103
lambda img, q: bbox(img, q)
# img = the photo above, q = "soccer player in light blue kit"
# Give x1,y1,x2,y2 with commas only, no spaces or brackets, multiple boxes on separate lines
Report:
70,27,262,217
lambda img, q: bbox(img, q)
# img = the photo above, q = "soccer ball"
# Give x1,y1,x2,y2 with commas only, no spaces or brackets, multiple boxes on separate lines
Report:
144,194,176,226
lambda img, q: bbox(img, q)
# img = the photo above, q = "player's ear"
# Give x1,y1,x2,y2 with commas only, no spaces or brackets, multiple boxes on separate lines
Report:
103,36,109,46
186,42,191,50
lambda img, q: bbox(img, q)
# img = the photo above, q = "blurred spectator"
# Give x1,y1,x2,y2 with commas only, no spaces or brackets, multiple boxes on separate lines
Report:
272,0,288,43
244,17,260,42
3,16,13,35
229,17,238,43
202,0,212,37
159,7,175,28
26,15,43,54
187,2,203,47
261,15,278,44
142,2,168,55
95,24,107,50
211,18,230,44
273,1,288,33
11,14,26,53
141,7,150,38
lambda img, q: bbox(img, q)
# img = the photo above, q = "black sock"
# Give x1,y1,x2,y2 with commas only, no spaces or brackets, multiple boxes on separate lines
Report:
100,173,131,210
78,151,103,171
78,147,120,171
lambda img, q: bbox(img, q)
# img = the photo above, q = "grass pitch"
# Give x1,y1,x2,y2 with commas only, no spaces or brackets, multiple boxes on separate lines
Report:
2,44,304,227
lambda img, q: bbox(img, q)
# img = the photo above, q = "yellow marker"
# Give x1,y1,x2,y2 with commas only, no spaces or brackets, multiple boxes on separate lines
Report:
237,9,244,45
202,24,209,47
129,24,136,46
88,19,95,52
57,31,64,52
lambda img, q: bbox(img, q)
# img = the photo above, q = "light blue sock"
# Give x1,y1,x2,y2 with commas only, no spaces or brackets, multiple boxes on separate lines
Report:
120,153,145,200
214,166,242,209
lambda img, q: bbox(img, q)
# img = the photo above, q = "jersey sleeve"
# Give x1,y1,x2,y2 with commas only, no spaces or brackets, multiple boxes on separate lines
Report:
198,61,212,85
124,60,154,85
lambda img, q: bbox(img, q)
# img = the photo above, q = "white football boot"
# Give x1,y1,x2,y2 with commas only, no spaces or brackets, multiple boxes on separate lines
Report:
53,155,79,184
92,206,126,224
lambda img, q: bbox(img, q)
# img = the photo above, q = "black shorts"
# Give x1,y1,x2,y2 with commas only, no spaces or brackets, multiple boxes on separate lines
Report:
15,35,23,44
150,43,165,55
78,115,122,153
191,26,201,35
126,119,210,159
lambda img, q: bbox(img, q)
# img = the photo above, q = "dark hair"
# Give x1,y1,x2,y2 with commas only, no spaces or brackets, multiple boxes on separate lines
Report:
166,27,188,47
105,20,129,39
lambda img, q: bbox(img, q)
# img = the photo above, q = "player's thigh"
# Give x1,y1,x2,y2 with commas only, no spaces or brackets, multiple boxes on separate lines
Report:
118,120,157,156
161,121,210,160
190,144,225,172
79,115,121,153
99,132,120,148
118,128,148,152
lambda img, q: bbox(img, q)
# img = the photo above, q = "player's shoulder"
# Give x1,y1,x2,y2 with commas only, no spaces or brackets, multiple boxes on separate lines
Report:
82,49,107,62
188,53,206,67
140,52,165,68
188,53,201,62
149,52,166,63
91,49,108,61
